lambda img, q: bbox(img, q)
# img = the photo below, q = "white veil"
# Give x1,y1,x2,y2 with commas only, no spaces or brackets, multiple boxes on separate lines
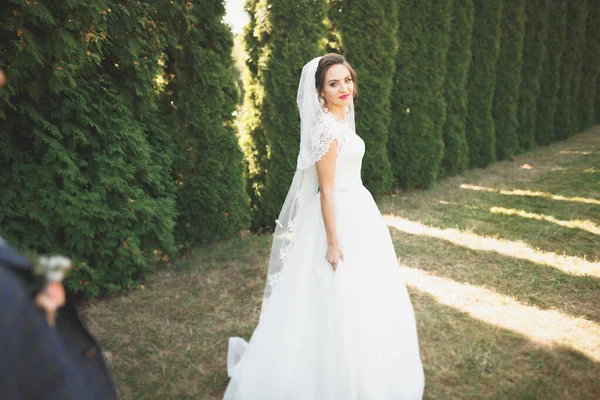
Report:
260,56,356,314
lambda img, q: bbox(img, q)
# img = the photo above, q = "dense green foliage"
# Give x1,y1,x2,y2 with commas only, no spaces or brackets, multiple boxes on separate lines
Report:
577,0,599,129
440,0,474,177
0,1,176,296
535,0,568,145
0,1,248,296
492,0,525,160
516,0,550,151
329,0,398,194
388,0,452,187
164,1,250,244
240,0,271,229
555,0,588,140
465,1,504,168
241,0,326,229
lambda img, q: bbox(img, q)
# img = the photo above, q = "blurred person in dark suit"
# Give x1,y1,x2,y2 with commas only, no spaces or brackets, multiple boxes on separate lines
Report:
0,237,118,399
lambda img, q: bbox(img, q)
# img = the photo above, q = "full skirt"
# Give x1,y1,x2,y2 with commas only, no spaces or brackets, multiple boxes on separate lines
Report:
224,185,424,400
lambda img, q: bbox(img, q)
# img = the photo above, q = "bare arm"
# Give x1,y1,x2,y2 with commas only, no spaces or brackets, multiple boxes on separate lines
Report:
315,139,344,271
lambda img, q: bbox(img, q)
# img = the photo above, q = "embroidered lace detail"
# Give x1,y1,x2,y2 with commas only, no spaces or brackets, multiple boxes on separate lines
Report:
310,113,344,164
279,244,292,264
287,218,297,232
266,271,281,291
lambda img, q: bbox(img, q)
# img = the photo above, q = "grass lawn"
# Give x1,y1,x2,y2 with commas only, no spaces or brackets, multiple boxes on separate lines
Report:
84,127,600,399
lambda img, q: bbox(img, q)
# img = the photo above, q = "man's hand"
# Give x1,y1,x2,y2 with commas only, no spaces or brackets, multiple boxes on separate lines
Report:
35,282,66,327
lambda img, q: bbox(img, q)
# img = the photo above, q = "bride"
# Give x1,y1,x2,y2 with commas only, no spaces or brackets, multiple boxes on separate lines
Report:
224,53,424,400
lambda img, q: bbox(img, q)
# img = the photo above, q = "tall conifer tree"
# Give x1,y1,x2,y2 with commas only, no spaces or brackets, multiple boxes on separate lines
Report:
329,0,398,194
516,0,550,151
388,0,452,187
440,0,474,177
465,1,504,168
0,1,177,296
535,0,567,145
578,0,600,129
492,0,526,160
240,0,271,229
554,0,587,140
245,0,326,229
164,0,250,244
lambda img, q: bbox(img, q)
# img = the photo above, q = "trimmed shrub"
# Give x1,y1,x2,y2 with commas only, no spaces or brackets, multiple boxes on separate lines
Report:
577,0,600,129
329,0,398,194
535,0,567,145
516,0,550,151
164,0,250,244
0,1,176,297
492,0,526,160
554,0,587,140
440,0,474,177
465,1,504,168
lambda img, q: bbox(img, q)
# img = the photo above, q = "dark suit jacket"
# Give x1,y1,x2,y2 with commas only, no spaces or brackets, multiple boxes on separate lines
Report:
0,238,117,400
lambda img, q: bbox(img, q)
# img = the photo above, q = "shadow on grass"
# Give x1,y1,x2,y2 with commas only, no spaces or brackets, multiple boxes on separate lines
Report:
387,224,600,323
411,290,600,400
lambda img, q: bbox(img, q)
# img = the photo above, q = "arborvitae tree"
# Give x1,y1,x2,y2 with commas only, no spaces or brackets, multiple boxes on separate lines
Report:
554,0,588,140
492,0,526,160
596,78,600,123
0,1,177,297
568,1,588,136
257,0,328,229
440,0,474,177
240,0,271,229
516,0,550,151
535,0,567,145
329,0,398,194
465,1,504,168
577,0,600,130
387,0,452,187
164,0,250,244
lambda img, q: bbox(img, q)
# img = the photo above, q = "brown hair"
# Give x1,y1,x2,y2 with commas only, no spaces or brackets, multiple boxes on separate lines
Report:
315,53,358,100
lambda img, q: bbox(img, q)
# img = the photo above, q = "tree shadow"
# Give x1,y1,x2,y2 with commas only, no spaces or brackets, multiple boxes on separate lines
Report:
410,289,600,400
387,224,600,324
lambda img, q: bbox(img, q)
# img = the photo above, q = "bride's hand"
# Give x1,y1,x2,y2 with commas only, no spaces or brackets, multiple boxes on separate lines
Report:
325,243,344,271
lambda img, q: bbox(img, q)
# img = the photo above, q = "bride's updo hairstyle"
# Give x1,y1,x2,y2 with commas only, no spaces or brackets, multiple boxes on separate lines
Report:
315,53,359,100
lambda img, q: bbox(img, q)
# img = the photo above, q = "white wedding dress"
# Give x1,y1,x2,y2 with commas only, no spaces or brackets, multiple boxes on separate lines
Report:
224,111,425,400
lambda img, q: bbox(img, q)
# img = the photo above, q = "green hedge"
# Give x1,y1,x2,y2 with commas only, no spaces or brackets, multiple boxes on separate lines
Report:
440,0,474,177
492,0,525,160
516,0,550,151
535,0,567,145
0,1,176,297
0,1,249,296
555,0,588,140
329,0,398,195
243,0,326,229
465,1,504,168
388,0,452,187
165,1,250,244
577,0,600,129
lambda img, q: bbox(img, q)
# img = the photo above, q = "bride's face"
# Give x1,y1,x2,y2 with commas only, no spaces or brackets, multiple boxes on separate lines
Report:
320,64,354,109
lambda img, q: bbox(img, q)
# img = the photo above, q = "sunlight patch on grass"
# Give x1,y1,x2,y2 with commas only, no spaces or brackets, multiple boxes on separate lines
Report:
559,150,595,155
384,215,600,277
460,184,600,205
403,267,600,362
490,206,600,236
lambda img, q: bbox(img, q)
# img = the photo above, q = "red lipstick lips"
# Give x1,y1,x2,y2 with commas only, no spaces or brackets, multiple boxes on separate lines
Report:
339,94,349,99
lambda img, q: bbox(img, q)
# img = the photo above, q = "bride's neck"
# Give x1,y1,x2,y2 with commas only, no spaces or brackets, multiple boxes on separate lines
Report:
324,103,346,121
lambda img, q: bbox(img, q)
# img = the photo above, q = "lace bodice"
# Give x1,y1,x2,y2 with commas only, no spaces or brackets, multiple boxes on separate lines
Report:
314,113,365,191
